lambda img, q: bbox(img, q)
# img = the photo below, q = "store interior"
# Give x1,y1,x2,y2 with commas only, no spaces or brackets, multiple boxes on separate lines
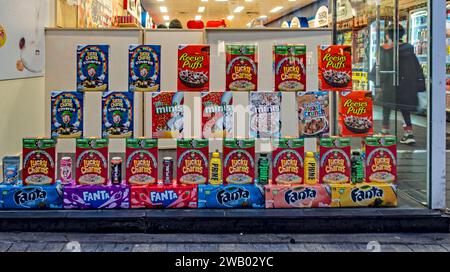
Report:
0,0,438,210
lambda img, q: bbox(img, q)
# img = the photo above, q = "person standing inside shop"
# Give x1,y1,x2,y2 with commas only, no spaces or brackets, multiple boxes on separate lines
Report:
370,24,426,145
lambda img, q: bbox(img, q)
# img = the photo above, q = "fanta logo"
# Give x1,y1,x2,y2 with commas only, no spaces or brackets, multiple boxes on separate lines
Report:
14,188,47,205
351,187,384,203
83,191,110,202
150,190,178,203
217,188,249,206
285,188,316,204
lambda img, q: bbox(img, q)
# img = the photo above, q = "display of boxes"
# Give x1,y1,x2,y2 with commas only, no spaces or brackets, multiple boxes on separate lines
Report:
130,184,198,209
63,185,130,209
265,184,331,208
0,182,62,209
330,183,398,208
198,184,264,209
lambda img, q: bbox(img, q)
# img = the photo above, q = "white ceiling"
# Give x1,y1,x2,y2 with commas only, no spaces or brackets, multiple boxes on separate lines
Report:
142,0,318,28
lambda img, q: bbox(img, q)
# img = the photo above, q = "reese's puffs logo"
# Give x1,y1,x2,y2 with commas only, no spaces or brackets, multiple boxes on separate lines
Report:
322,52,347,69
179,53,205,69
343,99,368,115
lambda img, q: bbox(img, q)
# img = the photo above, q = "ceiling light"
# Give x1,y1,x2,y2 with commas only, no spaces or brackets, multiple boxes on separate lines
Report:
215,0,228,2
163,15,170,21
159,6,168,13
157,0,164,2
270,6,283,13
288,0,297,1
259,15,268,19
198,6,206,13
227,15,234,20
245,0,253,2
233,6,244,13
165,22,170,27
201,0,208,2
195,15,202,20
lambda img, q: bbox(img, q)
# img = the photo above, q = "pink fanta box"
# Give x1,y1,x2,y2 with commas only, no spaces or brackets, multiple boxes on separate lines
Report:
265,184,331,208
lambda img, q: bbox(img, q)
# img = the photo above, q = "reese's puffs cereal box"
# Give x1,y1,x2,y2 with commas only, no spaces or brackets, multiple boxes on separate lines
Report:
363,136,397,184
178,45,210,92
177,139,209,185
223,139,255,185
338,91,373,137
318,45,352,91
319,137,351,184
126,138,158,185
22,138,56,185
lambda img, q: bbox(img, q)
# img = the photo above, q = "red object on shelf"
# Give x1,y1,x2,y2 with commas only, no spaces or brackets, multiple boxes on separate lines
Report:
206,20,226,28
187,20,205,29
130,184,198,209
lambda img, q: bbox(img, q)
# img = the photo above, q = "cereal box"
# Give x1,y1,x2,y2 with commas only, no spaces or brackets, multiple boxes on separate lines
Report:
63,185,129,209
129,44,161,92
126,138,158,185
0,183,62,209
330,183,398,207
226,44,258,92
319,137,351,184
265,184,331,208
102,91,134,138
364,136,397,183
77,45,109,92
339,91,373,137
198,184,264,208
177,44,210,92
201,91,233,138
272,138,304,185
274,45,307,92
318,45,352,91
297,92,330,137
177,139,209,185
22,138,56,186
130,185,198,209
151,92,184,138
223,139,255,185
75,138,108,185
249,92,282,138
51,91,83,138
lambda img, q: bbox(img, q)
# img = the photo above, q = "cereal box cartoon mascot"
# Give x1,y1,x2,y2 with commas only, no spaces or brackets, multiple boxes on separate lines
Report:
112,110,123,134
139,63,149,78
61,110,74,134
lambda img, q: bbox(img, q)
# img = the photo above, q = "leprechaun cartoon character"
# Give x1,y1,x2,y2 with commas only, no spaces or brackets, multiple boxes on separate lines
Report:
111,110,123,135
59,110,74,135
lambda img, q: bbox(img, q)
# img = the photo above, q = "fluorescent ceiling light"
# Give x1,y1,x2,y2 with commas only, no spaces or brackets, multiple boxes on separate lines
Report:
159,6,168,12
245,0,253,2
270,6,283,13
201,0,208,1
195,15,202,20
163,15,170,21
157,0,164,2
288,0,296,1
198,6,206,13
259,15,268,19
233,6,244,13
215,0,228,2
227,15,234,20
165,22,170,26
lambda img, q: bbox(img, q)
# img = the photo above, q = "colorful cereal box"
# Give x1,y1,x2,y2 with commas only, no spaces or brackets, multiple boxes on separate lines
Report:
330,183,398,207
272,138,304,185
177,44,210,92
249,92,282,138
319,137,351,184
364,136,397,183
22,138,56,186
339,91,373,137
223,139,255,185
77,45,109,92
63,185,129,209
265,184,331,208
129,44,161,92
75,138,108,185
177,139,209,185
318,45,352,91
201,91,233,138
130,185,198,209
151,92,184,138
51,91,83,138
126,138,158,185
226,44,258,92
198,184,264,208
102,91,134,138
0,183,62,209
274,45,307,92
297,92,330,137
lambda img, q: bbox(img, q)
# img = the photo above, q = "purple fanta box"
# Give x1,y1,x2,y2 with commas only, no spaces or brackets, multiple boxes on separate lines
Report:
63,185,129,209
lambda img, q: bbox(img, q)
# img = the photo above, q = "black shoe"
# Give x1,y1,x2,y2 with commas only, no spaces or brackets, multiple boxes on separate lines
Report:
400,134,416,145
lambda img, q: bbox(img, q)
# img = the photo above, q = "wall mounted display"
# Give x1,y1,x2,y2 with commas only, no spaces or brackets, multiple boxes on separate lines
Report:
51,91,83,138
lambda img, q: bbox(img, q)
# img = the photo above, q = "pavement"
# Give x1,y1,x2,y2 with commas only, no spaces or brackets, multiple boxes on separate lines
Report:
2,232,450,252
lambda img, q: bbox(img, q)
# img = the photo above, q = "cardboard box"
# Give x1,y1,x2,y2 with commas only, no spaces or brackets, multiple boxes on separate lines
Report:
198,184,264,208
0,182,62,209
130,184,198,209
330,183,398,207
63,185,129,209
265,184,331,208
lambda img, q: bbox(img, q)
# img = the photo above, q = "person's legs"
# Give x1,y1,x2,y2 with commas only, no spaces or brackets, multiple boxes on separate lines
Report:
381,105,391,134
400,109,415,144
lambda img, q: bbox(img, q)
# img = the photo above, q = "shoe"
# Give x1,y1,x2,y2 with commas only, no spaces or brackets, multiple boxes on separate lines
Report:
400,134,416,145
